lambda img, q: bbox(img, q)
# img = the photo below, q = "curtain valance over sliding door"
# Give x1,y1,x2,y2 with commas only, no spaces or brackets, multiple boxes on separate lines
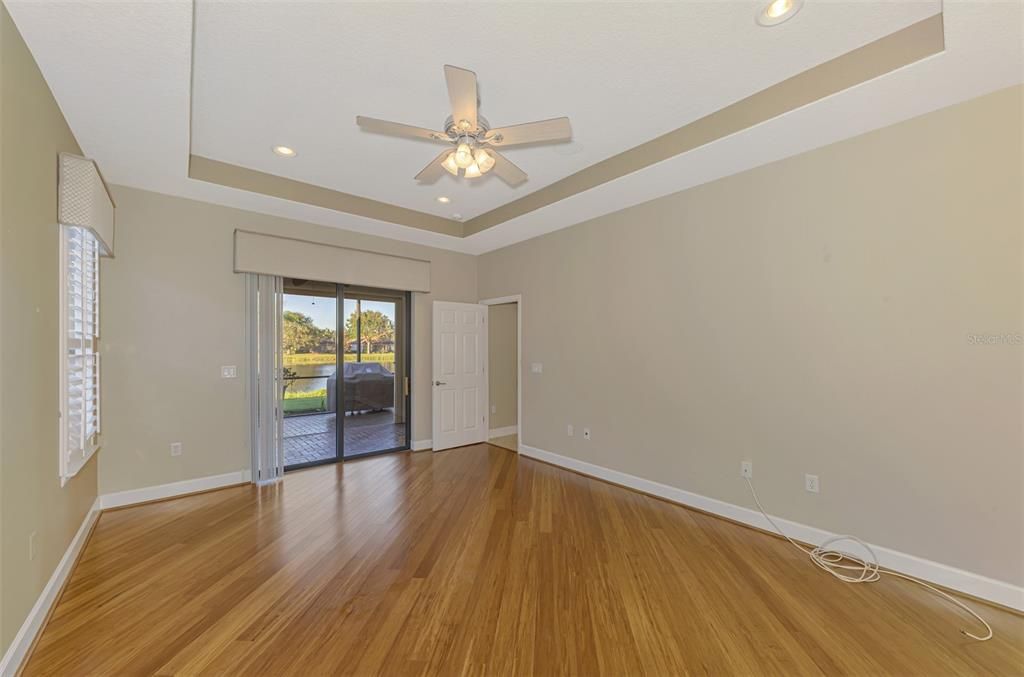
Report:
233,230,431,292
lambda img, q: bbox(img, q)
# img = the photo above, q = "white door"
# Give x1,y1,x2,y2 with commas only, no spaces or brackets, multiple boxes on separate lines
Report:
432,301,488,451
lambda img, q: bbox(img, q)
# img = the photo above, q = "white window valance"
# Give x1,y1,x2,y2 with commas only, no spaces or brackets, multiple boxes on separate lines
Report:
58,153,115,257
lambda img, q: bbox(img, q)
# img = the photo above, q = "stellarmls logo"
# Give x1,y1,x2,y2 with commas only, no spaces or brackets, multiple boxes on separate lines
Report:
967,332,1023,346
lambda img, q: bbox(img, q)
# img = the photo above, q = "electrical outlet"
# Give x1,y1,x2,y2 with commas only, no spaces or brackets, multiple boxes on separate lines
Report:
567,424,574,437
740,461,753,479
29,531,37,561
805,474,820,493
530,362,543,374
170,442,183,457
491,404,497,414
220,365,237,379
583,428,591,440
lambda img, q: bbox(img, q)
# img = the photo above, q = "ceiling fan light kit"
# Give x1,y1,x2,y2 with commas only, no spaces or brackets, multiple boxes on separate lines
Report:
356,65,572,188
474,148,496,172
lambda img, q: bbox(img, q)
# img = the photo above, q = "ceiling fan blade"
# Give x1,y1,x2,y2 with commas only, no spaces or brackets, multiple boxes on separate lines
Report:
414,150,452,184
485,117,572,147
356,116,448,142
489,150,527,187
444,65,478,132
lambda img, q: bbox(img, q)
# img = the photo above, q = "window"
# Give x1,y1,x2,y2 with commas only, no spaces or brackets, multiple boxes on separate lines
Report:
59,225,100,483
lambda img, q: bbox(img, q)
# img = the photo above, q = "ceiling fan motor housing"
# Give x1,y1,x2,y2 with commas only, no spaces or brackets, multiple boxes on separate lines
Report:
444,114,490,141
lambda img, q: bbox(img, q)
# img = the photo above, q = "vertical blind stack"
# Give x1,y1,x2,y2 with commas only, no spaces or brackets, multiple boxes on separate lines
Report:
248,274,286,484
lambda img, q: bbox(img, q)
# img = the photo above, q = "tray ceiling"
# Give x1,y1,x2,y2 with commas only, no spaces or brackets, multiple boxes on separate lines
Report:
6,1,1022,254
189,1,937,222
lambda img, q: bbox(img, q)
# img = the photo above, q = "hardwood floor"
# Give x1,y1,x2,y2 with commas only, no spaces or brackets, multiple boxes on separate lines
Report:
487,433,518,452
25,444,1023,675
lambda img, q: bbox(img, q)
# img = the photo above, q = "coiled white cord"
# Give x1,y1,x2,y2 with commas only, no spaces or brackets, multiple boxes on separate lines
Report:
744,477,993,641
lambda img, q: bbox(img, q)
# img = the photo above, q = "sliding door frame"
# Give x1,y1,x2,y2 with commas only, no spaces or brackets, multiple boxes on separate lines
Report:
278,276,342,473
282,284,412,471
339,285,412,460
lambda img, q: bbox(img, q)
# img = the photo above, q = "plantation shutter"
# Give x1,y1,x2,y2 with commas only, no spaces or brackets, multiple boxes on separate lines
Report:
61,226,101,482
58,153,114,484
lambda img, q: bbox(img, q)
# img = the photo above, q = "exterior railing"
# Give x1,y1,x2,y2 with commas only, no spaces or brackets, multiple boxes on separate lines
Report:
283,374,329,415
282,356,397,416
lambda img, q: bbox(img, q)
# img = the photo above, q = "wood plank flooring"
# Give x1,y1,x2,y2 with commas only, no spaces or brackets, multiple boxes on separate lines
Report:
24,444,1024,675
487,433,518,453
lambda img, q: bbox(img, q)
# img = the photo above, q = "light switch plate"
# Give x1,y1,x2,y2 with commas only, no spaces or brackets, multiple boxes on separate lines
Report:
221,365,237,378
530,362,543,374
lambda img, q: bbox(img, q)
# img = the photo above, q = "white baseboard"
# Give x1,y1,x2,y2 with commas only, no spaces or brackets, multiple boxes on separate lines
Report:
99,470,251,510
1,469,254,674
0,497,101,677
519,444,1024,612
488,425,519,439
412,439,433,451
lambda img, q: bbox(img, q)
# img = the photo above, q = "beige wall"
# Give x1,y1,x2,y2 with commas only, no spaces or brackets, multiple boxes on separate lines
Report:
488,303,518,431
0,6,98,653
1,22,1018,660
478,85,1024,585
99,186,477,494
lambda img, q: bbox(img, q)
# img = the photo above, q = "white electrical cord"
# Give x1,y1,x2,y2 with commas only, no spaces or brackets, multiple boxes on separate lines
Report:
744,477,993,641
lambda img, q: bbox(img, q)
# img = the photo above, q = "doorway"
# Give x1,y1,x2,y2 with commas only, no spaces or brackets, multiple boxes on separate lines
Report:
481,296,520,452
281,279,411,470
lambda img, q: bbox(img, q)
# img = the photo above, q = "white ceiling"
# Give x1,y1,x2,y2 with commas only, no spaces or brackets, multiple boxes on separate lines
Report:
190,1,937,221
5,1,1022,255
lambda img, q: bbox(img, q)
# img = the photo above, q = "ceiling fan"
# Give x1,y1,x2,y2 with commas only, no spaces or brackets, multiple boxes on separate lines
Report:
356,65,572,188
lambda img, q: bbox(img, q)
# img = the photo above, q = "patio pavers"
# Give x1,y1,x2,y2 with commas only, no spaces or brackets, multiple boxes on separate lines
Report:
283,410,406,466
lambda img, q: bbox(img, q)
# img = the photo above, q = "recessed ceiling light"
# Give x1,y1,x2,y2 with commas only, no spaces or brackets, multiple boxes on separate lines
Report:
436,196,451,204
756,0,802,26
272,145,296,157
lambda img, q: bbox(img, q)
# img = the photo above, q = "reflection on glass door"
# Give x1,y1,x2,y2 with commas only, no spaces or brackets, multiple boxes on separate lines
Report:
281,279,339,468
281,279,410,469
342,288,409,458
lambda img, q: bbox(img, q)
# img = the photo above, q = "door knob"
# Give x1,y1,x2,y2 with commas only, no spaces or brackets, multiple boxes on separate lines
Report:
434,380,447,386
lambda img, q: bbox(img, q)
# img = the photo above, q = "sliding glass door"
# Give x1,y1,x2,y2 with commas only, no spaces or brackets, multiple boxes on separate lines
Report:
281,279,339,468
281,279,410,469
341,288,409,458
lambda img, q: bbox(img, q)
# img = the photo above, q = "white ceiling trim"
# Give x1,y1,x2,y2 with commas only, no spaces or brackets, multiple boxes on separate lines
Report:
464,2,1024,255
5,1,1021,257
